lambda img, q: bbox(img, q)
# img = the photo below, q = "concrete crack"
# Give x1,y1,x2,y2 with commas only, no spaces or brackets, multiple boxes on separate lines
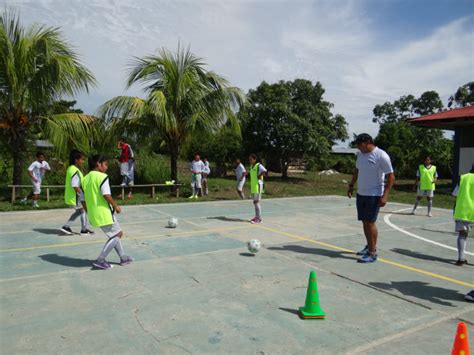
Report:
134,308,161,344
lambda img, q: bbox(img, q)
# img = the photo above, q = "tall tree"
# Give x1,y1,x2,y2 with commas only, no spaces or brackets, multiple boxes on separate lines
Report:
240,79,348,178
99,46,244,184
448,82,474,108
372,91,452,178
0,10,96,184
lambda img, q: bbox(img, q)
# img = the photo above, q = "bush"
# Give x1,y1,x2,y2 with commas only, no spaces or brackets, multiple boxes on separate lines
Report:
133,150,170,184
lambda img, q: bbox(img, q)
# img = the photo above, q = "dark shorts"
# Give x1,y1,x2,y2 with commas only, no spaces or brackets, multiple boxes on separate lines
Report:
356,194,381,223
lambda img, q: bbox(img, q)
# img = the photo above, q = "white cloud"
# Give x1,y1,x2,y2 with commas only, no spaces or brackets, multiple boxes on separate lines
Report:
5,0,473,140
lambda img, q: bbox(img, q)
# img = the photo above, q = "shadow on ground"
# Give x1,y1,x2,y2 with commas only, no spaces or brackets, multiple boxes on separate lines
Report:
369,281,465,306
391,248,456,265
33,228,63,235
39,254,94,267
268,245,358,260
207,216,248,223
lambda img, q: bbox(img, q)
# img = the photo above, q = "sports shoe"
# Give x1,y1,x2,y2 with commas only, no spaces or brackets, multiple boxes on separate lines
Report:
251,218,262,224
32,203,39,208
455,259,468,266
249,217,257,223
61,226,74,235
93,260,113,269
80,229,95,235
465,290,474,302
120,256,134,266
188,195,195,199
356,245,369,256
427,213,433,217
358,254,378,263
194,195,199,199
20,198,27,205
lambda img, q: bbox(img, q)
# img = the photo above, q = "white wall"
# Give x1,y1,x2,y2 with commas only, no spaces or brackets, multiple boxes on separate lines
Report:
459,147,474,174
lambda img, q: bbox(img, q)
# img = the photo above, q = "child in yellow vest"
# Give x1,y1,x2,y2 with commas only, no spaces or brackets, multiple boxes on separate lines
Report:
452,166,474,266
249,154,267,224
82,155,133,270
61,150,93,235
411,156,438,217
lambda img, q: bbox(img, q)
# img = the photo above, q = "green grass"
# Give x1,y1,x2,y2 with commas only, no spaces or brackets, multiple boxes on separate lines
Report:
0,170,456,212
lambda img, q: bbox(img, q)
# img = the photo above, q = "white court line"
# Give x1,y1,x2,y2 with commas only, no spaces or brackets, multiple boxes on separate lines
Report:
383,208,474,256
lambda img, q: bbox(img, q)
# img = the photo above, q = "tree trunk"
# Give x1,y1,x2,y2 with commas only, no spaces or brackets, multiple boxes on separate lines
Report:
12,150,24,186
169,140,179,196
11,134,27,186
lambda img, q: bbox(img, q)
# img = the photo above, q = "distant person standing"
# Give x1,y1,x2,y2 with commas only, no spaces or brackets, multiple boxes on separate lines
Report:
452,165,474,266
61,150,94,235
189,153,205,199
234,158,246,200
21,152,51,208
347,134,395,263
411,156,438,217
117,138,134,199
248,154,267,224
202,157,211,196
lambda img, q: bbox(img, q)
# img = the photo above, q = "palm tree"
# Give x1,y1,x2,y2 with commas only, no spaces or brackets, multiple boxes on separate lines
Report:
0,10,96,185
99,45,245,185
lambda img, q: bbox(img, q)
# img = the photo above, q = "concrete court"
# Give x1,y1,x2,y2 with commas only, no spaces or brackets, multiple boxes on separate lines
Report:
0,195,473,354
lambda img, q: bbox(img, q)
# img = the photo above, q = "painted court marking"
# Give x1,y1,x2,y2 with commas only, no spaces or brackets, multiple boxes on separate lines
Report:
258,225,474,288
384,208,474,256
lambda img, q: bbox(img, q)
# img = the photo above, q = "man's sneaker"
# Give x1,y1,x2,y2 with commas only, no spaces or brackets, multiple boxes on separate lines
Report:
61,226,74,235
120,256,134,266
188,195,195,199
455,259,468,266
194,195,199,199
93,260,113,269
251,218,262,224
358,254,378,263
356,245,369,256
427,212,433,217
465,290,474,302
32,203,39,208
249,217,257,223
80,229,95,235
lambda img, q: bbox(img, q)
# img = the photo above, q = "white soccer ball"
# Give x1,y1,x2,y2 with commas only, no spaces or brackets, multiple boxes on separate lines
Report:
247,239,261,253
168,217,178,228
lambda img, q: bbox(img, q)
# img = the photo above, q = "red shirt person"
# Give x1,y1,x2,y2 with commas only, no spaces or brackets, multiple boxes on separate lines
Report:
117,138,135,190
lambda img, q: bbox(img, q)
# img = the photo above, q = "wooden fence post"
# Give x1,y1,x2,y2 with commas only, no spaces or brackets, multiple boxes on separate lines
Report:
11,186,16,204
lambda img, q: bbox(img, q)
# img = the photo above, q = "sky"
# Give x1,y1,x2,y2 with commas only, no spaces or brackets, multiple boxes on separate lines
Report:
5,0,474,142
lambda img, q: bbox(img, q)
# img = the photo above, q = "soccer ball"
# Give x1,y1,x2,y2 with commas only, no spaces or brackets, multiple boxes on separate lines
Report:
168,217,178,228
247,239,261,253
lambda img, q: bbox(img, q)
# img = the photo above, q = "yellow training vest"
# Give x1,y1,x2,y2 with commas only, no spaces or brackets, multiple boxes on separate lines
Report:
64,165,83,206
454,173,474,222
250,163,263,194
419,164,436,191
83,171,114,227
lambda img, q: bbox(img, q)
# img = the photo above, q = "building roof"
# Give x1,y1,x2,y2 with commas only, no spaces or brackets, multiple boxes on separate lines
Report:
409,106,474,130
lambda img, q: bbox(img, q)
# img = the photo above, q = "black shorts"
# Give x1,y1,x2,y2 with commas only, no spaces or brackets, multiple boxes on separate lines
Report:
356,194,381,222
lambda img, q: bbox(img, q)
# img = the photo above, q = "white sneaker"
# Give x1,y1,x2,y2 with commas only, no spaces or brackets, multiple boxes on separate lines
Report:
32,204,39,208
427,213,433,217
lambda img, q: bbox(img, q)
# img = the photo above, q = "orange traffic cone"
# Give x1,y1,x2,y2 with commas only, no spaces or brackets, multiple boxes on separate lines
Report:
452,321,470,355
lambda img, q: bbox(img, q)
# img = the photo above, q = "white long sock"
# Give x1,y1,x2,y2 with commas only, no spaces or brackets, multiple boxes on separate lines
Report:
427,200,433,214
255,202,262,219
98,236,119,261
191,184,196,196
457,234,467,261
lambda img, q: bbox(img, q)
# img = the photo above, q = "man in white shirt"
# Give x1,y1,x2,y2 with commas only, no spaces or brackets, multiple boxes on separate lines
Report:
22,152,51,208
234,158,246,200
347,134,395,263
189,154,205,199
